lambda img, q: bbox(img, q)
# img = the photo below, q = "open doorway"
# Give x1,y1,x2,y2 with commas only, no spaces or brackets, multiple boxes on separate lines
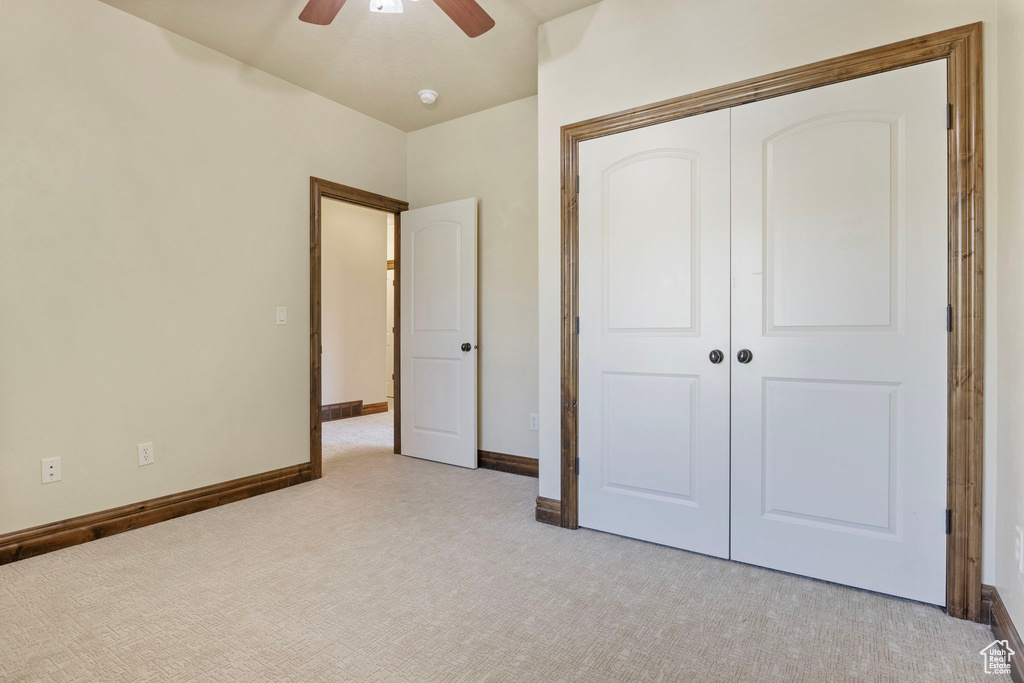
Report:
320,200,392,416
309,178,409,479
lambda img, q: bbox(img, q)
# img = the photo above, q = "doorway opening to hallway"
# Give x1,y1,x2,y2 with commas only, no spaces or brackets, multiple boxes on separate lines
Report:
309,178,408,478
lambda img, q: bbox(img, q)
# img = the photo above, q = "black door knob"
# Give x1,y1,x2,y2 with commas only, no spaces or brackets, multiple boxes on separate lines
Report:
461,342,472,352
709,350,724,364
737,349,753,364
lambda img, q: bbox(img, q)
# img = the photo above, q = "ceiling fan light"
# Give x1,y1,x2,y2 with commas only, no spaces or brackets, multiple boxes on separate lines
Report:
369,0,403,13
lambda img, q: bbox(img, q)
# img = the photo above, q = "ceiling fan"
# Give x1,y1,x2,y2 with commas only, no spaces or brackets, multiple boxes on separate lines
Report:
298,0,495,38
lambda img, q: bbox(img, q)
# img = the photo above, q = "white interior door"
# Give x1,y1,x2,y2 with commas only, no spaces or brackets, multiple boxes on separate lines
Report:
730,61,948,604
577,111,732,557
386,269,395,398
400,198,478,468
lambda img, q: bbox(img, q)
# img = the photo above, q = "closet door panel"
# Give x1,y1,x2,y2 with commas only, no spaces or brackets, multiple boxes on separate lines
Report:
730,61,949,604
577,110,732,557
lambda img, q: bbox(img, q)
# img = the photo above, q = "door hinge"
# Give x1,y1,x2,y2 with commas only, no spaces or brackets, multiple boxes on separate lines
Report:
947,103,953,130
575,456,580,476
946,508,953,535
946,305,953,332
575,175,580,194
575,316,580,334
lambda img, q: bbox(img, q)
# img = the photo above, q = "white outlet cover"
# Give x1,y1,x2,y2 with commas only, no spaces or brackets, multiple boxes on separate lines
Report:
41,456,61,484
529,414,539,431
138,442,155,467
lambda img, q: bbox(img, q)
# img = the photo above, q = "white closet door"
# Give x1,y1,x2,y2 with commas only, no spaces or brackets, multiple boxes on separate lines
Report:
578,111,732,557
730,62,948,604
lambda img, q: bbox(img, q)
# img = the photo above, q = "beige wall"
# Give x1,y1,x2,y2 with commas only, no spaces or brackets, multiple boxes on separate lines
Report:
408,97,539,460
0,0,406,535
321,199,389,407
537,0,1000,584
996,0,1024,634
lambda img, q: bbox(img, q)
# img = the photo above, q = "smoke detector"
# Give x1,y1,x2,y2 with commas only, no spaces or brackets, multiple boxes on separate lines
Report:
418,89,439,105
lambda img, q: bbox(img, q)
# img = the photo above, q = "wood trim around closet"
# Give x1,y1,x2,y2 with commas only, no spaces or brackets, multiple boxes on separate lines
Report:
310,178,408,478
557,23,985,621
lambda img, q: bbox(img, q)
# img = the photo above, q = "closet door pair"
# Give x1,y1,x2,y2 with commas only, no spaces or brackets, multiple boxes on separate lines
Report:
577,61,948,605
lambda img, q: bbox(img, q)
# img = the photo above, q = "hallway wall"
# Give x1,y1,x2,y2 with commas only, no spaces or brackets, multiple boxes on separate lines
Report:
321,199,389,407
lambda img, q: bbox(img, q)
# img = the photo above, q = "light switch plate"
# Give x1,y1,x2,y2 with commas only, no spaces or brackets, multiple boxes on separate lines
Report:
276,307,287,325
41,457,61,484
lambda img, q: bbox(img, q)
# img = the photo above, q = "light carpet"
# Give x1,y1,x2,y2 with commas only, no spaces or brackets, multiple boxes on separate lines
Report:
0,411,1003,682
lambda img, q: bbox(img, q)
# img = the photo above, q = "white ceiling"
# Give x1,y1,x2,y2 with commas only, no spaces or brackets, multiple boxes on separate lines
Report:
98,0,602,131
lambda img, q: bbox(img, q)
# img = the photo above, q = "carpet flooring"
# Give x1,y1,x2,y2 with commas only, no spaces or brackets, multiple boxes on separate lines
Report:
0,411,1004,681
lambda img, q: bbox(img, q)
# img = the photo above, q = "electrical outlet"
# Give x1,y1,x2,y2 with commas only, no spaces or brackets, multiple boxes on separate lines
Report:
138,442,155,467
41,457,61,484
1016,526,1024,574
529,414,539,431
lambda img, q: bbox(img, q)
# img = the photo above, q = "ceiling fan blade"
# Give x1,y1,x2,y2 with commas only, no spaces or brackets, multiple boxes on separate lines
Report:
433,0,495,38
299,0,347,25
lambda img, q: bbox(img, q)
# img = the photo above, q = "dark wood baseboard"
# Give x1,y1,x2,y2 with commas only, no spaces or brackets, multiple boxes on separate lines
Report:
478,450,538,478
536,496,562,526
321,400,389,422
362,401,389,415
321,400,362,421
982,584,995,626
0,463,312,566
982,585,1024,682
